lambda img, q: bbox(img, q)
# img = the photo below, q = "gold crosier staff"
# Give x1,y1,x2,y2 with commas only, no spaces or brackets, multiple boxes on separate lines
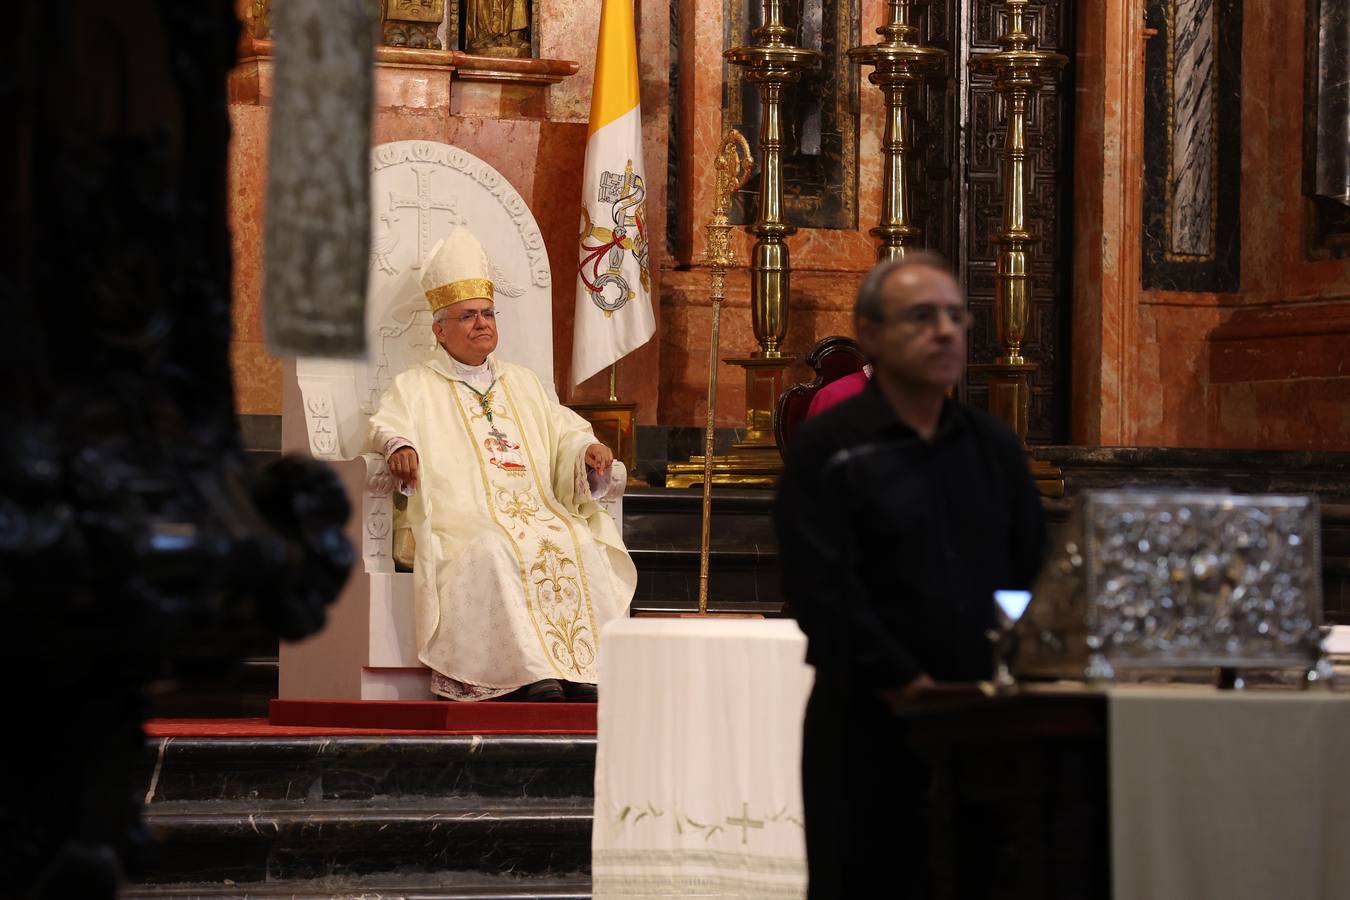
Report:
697,131,755,614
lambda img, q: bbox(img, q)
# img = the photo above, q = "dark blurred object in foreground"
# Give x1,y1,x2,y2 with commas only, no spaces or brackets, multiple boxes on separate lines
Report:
1,2,353,896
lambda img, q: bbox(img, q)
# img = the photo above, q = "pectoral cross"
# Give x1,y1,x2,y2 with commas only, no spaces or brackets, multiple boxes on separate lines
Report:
726,802,764,844
389,166,459,268
457,378,498,426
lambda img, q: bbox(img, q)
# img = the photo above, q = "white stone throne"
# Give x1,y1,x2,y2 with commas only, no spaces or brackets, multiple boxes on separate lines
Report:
279,141,626,700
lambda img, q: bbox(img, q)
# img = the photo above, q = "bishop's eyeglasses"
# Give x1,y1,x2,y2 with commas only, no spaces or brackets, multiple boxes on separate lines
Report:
453,308,498,325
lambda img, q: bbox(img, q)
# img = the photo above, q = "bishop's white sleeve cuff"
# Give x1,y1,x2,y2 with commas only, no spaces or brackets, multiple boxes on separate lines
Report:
587,465,612,499
382,437,413,461
381,437,416,497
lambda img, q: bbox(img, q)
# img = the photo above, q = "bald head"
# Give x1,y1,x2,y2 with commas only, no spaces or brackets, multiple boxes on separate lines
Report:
853,251,953,323
854,253,967,395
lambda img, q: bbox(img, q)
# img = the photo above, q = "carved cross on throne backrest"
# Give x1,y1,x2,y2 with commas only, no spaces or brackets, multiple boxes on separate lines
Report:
295,140,555,465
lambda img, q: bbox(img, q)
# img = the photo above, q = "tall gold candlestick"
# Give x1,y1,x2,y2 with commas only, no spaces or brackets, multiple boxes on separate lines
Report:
725,1,821,358
667,1,821,489
969,0,1066,495
848,0,947,261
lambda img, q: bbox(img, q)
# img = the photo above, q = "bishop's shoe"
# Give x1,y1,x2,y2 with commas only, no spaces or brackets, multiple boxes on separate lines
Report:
562,681,598,702
503,679,565,702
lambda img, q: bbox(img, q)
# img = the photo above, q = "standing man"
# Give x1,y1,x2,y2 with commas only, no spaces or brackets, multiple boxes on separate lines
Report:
774,253,1047,899
369,226,636,703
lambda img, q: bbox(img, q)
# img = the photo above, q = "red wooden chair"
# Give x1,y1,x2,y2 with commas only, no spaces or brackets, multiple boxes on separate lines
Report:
775,335,868,456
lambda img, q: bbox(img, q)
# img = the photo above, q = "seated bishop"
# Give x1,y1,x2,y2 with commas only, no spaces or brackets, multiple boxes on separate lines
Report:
368,225,637,702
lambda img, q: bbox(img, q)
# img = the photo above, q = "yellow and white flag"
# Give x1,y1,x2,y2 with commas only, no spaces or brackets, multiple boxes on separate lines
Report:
572,0,654,388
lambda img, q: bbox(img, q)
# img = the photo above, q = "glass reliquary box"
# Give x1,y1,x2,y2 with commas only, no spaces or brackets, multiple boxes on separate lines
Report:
1015,490,1325,683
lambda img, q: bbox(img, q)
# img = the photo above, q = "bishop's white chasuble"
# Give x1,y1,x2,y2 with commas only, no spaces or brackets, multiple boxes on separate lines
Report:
368,353,636,700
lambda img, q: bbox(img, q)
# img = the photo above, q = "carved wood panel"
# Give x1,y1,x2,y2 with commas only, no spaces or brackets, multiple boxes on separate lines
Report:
908,0,962,267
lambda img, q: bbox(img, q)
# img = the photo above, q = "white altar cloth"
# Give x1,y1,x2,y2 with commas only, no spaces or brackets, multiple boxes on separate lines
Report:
1110,686,1350,900
592,618,813,899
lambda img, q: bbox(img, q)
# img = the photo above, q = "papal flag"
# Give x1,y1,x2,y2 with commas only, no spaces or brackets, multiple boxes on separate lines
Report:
572,0,654,388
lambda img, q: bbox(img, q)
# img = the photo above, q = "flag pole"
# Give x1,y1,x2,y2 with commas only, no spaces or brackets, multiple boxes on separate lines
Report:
568,0,653,484
697,130,753,615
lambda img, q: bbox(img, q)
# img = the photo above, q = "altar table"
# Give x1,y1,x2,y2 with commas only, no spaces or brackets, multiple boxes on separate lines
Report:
1110,687,1350,900
591,617,813,899
899,685,1350,900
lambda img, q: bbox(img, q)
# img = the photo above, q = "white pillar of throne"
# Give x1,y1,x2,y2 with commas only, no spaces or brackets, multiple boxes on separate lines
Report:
278,141,621,700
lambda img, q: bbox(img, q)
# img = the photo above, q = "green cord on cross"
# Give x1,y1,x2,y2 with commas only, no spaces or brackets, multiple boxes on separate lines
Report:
458,379,498,424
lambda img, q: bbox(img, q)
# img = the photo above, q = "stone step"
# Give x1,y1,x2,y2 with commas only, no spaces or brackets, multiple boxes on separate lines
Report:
138,799,591,884
127,734,596,890
623,486,775,552
140,736,597,805
629,546,783,614
123,870,591,898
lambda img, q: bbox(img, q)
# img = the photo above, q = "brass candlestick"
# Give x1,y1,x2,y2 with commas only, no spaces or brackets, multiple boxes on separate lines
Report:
848,0,947,260
667,1,820,489
968,0,1064,496
696,131,754,613
724,0,821,358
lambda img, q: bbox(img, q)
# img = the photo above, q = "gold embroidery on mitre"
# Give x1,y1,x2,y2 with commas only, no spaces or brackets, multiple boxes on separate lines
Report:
425,277,495,313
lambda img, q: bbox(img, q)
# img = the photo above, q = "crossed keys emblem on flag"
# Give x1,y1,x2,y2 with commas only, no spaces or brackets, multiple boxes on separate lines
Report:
578,159,651,316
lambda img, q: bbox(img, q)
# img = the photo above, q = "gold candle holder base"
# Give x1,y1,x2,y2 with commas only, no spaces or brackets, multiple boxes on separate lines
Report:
968,361,1038,439
1027,457,1065,498
968,360,1064,498
666,355,796,488
666,448,786,489
725,355,797,449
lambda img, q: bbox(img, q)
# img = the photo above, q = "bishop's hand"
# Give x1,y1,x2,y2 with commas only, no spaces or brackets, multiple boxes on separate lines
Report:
388,447,420,490
584,443,614,478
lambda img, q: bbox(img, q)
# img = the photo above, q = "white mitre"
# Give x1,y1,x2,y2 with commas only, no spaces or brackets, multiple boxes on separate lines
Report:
420,225,495,314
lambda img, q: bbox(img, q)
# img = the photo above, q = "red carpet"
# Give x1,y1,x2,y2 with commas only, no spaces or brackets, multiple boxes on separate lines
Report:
145,700,597,737
142,701,596,739
269,699,597,734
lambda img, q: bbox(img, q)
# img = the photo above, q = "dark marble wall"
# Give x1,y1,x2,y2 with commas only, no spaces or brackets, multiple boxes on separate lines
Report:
1141,0,1243,291
1304,0,1350,258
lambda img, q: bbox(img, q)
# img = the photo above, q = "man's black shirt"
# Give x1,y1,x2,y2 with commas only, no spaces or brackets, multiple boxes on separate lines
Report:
775,379,1048,688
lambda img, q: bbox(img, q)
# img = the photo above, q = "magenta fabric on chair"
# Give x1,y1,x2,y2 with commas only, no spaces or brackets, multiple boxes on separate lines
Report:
805,369,870,419
775,336,869,456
